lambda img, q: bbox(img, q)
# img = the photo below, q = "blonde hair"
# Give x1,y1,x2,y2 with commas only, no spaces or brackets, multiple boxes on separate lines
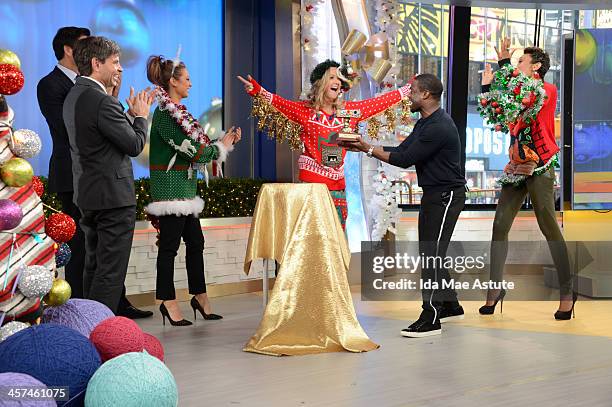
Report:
307,69,344,112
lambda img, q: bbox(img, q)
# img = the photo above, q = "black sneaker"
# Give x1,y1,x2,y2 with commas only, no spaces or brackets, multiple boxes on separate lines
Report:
439,304,465,323
400,317,441,338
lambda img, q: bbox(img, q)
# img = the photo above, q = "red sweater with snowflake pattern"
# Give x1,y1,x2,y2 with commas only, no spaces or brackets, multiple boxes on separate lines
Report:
248,79,411,190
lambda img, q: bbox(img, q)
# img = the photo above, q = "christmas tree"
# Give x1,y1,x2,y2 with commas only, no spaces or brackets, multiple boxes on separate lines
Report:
0,52,74,328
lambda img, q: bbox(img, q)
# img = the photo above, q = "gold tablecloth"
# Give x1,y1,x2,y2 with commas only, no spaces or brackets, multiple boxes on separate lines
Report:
243,183,379,356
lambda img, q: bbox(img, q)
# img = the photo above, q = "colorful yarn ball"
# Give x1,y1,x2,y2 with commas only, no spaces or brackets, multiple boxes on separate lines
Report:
43,279,72,306
0,198,23,230
0,324,101,407
42,299,114,338
143,333,164,362
89,316,144,362
17,265,54,298
31,175,44,197
9,129,42,159
85,352,178,407
55,243,72,268
0,63,24,95
0,321,29,342
45,213,76,243
0,372,57,407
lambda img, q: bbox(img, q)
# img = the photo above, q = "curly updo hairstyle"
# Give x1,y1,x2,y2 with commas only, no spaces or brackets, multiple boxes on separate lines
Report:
146,55,186,91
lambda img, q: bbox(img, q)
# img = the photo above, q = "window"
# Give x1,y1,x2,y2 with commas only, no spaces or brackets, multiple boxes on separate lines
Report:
465,8,576,205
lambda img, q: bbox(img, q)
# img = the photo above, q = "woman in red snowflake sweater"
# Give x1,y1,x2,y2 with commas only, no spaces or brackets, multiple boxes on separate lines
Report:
238,60,410,228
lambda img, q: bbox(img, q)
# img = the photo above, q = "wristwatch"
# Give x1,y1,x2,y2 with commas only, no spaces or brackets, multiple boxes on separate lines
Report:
366,146,375,158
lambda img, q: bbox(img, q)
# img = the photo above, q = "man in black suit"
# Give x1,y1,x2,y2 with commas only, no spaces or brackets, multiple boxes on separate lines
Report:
37,27,89,299
63,36,153,314
37,29,152,319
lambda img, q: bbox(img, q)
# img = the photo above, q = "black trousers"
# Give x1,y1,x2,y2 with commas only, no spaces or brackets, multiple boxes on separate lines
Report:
156,215,206,301
57,191,85,299
80,205,136,313
418,186,465,322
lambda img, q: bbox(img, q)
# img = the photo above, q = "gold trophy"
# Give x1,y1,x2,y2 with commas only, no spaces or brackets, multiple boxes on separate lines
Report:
336,109,361,142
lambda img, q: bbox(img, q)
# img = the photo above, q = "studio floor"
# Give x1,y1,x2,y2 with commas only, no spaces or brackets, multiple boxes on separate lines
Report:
135,288,612,407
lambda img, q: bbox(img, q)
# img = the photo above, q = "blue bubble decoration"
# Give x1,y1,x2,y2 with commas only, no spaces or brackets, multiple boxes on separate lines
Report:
0,324,101,407
91,0,150,67
85,352,178,407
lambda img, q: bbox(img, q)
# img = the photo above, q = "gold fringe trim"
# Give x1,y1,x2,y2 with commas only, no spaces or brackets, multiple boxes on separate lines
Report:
250,95,303,150
365,97,412,140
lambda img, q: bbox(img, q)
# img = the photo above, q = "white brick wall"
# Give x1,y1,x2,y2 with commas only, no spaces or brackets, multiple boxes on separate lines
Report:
58,213,561,295
125,217,274,296
396,211,560,265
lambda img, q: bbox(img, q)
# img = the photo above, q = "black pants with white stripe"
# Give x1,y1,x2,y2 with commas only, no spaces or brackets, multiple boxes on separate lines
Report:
418,186,465,322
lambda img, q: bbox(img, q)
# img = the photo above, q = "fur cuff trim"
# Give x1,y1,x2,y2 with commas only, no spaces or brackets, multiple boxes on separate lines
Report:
145,196,204,217
214,140,234,163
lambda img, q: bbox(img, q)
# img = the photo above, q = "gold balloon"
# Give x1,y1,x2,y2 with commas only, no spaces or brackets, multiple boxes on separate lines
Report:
1,157,33,187
43,279,72,306
0,49,21,69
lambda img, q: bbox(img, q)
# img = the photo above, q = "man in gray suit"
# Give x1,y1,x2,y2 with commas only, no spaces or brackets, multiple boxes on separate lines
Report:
63,36,153,313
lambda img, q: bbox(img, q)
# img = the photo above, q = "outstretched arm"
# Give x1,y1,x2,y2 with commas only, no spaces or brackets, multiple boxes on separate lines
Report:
237,75,305,124
348,84,412,121
339,127,446,169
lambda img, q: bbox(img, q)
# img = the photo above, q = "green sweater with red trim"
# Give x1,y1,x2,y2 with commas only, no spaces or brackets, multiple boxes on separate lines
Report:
148,107,221,204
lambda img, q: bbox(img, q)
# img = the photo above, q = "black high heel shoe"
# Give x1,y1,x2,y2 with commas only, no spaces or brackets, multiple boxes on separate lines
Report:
159,302,192,326
479,288,507,315
190,297,223,320
554,291,578,320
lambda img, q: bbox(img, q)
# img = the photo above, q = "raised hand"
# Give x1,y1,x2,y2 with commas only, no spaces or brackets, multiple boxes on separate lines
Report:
111,70,122,98
494,37,519,61
481,63,494,86
237,75,255,93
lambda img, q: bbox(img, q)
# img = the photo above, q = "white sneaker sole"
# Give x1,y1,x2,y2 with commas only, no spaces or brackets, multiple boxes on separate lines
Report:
439,314,465,323
401,328,442,338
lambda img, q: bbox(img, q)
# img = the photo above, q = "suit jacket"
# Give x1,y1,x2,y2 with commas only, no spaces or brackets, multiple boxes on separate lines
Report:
37,67,76,193
63,76,146,210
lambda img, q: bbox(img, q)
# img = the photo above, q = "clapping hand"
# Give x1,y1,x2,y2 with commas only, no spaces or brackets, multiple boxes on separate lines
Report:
481,63,494,86
221,126,242,149
126,87,155,119
237,75,255,93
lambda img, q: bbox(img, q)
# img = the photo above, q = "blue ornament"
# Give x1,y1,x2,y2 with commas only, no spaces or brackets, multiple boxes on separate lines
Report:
0,324,101,407
91,0,150,67
85,352,178,407
55,243,72,268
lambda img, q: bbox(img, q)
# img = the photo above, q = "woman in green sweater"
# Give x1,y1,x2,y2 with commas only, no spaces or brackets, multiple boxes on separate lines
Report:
146,55,241,326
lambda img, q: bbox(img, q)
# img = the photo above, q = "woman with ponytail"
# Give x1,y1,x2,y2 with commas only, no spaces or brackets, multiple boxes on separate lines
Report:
146,55,241,326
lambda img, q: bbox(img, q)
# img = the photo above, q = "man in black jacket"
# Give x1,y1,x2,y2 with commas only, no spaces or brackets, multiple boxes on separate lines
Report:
37,26,89,299
38,29,152,319
63,36,153,314
340,74,466,337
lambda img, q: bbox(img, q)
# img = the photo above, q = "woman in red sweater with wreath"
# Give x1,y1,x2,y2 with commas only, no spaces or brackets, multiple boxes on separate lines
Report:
479,38,575,320
238,60,411,229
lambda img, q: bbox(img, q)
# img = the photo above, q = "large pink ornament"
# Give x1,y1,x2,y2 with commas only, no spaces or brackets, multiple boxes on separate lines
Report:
0,199,23,230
